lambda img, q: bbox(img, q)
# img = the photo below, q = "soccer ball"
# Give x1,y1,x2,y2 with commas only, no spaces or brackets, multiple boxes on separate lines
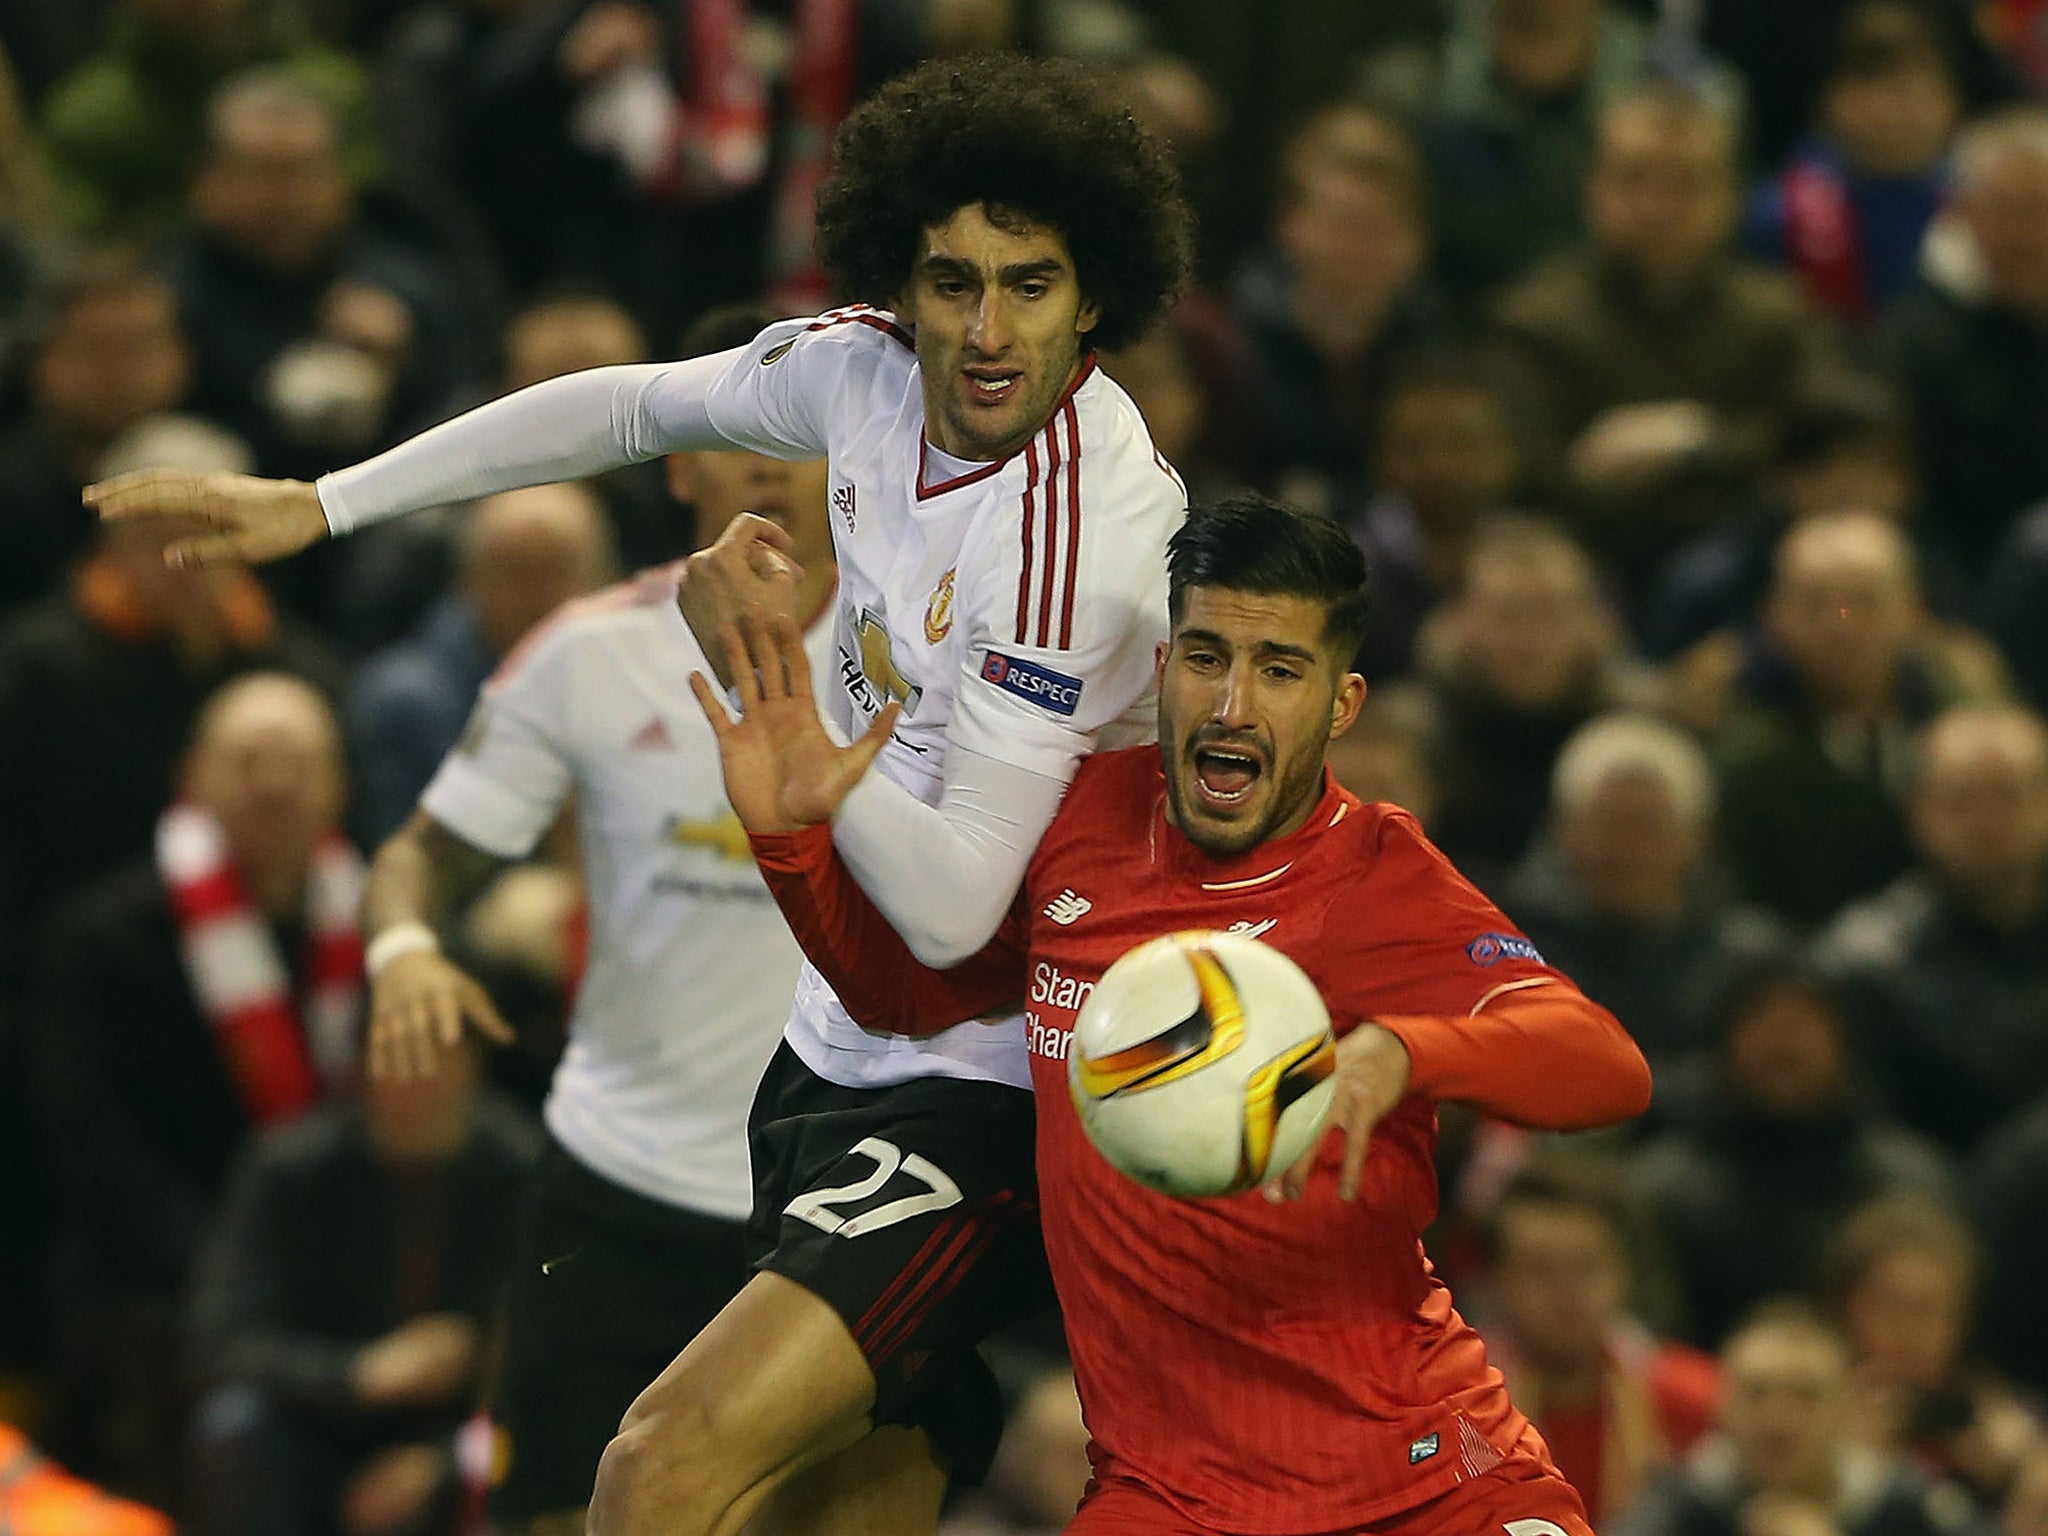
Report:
1067,930,1338,1199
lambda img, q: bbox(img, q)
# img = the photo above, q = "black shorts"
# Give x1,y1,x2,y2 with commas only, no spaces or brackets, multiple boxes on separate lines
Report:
490,1141,753,1522
748,1042,1054,1482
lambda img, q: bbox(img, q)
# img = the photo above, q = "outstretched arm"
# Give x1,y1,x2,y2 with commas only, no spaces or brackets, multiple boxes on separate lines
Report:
86,352,745,566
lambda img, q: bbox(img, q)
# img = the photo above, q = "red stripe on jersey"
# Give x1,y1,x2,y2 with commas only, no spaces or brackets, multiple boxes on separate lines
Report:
1058,400,1083,649
1151,445,1188,501
853,1209,973,1352
863,1192,1021,1363
1037,417,1063,647
1016,436,1040,644
915,352,1099,501
802,306,913,348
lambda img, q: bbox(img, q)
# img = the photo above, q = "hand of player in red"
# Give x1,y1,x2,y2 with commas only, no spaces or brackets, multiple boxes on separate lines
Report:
690,610,900,833
677,512,803,688
1266,1022,1412,1204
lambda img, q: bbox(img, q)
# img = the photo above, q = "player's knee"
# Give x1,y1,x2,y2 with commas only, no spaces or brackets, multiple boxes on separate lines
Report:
591,1396,734,1536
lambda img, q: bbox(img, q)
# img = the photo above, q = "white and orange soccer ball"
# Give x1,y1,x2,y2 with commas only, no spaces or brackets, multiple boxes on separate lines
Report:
1068,930,1338,1199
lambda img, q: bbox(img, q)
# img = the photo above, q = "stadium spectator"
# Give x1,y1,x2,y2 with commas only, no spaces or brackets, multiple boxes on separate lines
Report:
1347,349,1527,682
0,497,344,1017
1369,0,1740,306
1711,513,2002,927
164,68,486,497
187,1036,538,1536
348,482,614,847
1480,1158,1722,1528
35,673,361,1502
1413,516,1647,890
0,253,194,614
1745,0,1961,324
1230,100,1447,511
1645,376,1952,666
1613,1300,1996,1536
37,0,370,243
1492,83,1843,605
1099,316,1245,510
1880,107,2048,582
1633,955,1954,1349
1504,713,1788,1082
1820,1195,2042,1516
1812,705,2048,1154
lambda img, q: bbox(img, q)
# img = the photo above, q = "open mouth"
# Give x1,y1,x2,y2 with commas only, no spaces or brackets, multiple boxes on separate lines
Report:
1192,744,1264,807
963,368,1022,407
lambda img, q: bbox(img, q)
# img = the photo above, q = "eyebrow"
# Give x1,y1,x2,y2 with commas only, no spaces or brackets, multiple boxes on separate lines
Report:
919,255,1067,284
1175,628,1320,664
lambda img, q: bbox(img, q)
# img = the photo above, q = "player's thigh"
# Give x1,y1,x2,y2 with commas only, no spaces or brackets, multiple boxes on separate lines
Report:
749,1424,948,1536
616,1268,880,1479
491,1145,752,1523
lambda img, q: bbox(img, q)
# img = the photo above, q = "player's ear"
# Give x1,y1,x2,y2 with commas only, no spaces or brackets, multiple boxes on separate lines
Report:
1154,640,1168,685
1329,674,1366,739
1076,297,1101,336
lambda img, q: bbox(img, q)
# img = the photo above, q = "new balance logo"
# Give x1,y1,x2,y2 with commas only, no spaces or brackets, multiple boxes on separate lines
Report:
1227,918,1277,940
832,483,857,533
1043,889,1092,925
630,717,674,751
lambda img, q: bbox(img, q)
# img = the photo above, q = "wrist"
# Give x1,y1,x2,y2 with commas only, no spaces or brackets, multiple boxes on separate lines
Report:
366,921,440,979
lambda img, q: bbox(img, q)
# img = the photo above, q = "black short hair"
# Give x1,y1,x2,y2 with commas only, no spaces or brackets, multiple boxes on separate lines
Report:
1167,495,1371,662
814,54,1192,353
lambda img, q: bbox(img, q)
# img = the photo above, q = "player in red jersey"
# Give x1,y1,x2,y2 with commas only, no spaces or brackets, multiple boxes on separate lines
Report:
693,494,1653,1535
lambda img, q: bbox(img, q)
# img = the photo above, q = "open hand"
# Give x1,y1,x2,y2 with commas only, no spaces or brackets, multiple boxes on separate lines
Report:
368,949,514,1082
85,471,329,568
690,610,898,833
1265,1023,1411,1203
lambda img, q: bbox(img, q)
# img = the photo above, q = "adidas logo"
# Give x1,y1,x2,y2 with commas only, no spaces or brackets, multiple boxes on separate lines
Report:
630,717,674,751
1043,889,1091,926
832,483,857,533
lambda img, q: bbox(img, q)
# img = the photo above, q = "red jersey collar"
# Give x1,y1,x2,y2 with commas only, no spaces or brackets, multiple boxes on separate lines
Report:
914,353,1099,499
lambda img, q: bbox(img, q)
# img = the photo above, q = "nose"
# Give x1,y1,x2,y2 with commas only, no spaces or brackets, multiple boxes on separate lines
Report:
968,291,1013,355
1212,661,1258,730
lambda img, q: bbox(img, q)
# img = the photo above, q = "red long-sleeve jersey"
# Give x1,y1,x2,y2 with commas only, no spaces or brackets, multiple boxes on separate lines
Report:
753,746,1651,1534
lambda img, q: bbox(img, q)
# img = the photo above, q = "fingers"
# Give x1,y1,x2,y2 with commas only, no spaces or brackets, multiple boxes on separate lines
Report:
464,982,517,1044
738,609,799,700
165,533,249,569
1337,1119,1372,1203
847,700,901,776
687,671,733,735
772,613,814,699
721,621,762,711
730,511,796,552
82,469,199,519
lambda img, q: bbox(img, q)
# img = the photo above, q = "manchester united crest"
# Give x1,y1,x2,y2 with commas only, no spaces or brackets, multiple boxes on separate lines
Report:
924,567,957,644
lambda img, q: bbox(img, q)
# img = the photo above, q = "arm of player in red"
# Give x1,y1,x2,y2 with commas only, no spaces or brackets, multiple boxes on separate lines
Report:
749,822,1027,1035
1374,983,1652,1130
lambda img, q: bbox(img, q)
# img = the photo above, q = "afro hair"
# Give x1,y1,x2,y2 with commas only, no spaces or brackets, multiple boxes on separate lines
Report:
814,54,1193,353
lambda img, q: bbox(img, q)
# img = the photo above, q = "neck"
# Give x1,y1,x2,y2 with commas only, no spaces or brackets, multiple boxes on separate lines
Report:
243,863,307,921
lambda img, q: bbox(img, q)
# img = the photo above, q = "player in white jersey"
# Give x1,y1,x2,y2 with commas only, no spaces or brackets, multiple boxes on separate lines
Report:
88,55,1194,1536
354,308,918,1534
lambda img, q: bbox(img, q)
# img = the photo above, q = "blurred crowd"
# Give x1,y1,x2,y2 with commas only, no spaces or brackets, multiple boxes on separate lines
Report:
9,0,2048,1533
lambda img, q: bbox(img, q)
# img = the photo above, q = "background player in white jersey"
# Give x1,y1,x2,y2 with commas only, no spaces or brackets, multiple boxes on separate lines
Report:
88,55,1194,1536
354,307,905,1536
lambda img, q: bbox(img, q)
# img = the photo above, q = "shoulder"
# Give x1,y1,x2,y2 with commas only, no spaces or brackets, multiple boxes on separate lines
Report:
486,564,693,689
1492,253,1601,335
760,305,915,375
1038,747,1159,852
1070,366,1188,509
1718,258,1816,326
